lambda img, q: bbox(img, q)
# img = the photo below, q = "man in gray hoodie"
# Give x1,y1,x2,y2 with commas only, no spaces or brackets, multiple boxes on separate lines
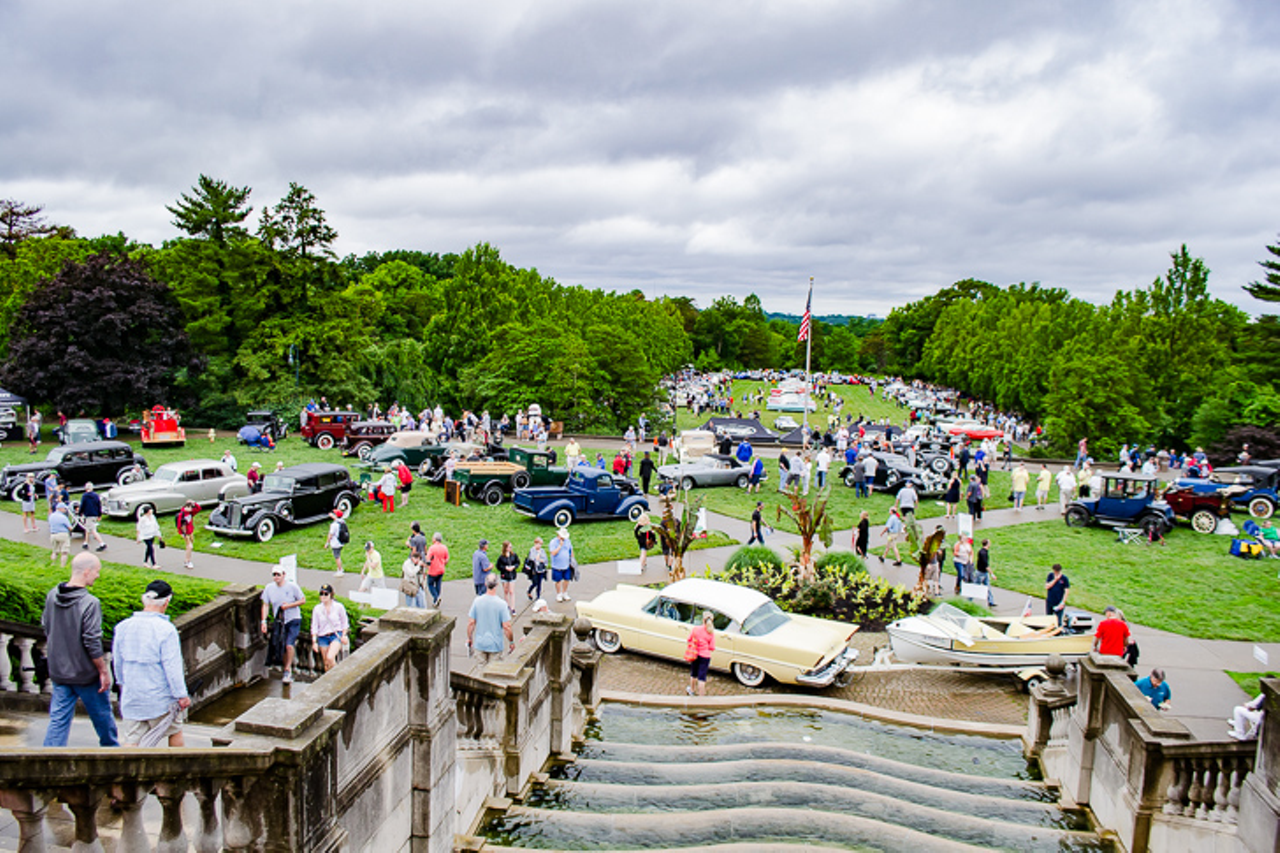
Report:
42,552,118,746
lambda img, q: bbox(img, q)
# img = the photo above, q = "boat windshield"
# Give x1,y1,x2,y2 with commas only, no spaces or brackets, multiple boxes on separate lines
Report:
930,603,981,636
741,602,789,636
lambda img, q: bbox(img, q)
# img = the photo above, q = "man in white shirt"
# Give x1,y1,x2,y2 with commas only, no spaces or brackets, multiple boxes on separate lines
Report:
1055,466,1077,514
863,454,879,495
815,447,831,489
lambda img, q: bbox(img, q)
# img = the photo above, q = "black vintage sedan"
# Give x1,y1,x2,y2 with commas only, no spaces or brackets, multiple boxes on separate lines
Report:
207,462,360,542
838,451,947,495
2,441,148,498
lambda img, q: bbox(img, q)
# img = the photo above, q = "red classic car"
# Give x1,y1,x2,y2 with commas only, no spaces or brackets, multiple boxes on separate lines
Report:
1161,482,1244,533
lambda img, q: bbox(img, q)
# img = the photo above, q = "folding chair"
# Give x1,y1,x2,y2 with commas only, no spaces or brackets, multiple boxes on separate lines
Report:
1115,527,1142,545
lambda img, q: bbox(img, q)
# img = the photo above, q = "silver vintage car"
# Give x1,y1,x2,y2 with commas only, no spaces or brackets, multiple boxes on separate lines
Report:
105,459,250,519
657,453,763,490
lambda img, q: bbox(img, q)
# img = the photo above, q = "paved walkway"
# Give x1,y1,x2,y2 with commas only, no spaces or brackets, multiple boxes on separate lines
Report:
2,475,1271,741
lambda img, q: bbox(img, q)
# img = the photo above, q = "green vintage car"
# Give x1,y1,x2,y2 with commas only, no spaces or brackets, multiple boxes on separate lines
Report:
361,432,501,481
456,446,568,506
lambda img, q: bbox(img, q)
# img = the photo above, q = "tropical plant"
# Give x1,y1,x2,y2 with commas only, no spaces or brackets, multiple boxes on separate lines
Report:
651,490,701,582
724,545,786,573
775,485,834,582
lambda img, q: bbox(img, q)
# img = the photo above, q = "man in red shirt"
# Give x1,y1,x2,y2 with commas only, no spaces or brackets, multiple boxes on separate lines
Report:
1093,606,1132,657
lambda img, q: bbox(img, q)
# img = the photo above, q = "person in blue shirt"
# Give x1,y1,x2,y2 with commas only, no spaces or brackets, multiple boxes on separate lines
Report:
1135,668,1171,710
113,579,191,746
735,439,753,463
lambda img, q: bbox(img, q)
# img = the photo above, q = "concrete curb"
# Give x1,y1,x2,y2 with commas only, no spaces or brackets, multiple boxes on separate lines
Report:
598,688,1025,739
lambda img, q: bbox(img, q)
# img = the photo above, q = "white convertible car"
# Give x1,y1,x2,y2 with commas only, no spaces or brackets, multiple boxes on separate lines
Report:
576,578,859,688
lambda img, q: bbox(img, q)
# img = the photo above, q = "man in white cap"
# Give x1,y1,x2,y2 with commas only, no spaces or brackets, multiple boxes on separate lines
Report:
549,527,574,602
113,579,191,746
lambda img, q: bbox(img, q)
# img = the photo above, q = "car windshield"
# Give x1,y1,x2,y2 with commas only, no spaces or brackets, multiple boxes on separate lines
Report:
262,475,295,492
153,468,180,483
44,448,66,463
741,602,789,636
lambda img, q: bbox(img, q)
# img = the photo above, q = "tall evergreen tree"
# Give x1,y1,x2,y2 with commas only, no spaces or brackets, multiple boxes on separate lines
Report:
1246,233,1280,302
166,175,253,246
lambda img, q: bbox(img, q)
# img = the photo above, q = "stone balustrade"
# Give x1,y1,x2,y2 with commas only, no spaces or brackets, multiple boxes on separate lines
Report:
1027,654,1279,853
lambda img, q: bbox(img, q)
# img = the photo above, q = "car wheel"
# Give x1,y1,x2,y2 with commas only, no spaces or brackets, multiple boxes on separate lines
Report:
1138,515,1166,537
552,508,574,528
843,472,857,488
316,434,335,450
355,443,373,460
465,482,484,501
929,456,952,475
10,483,25,502
255,517,276,543
594,629,622,654
1248,497,1275,519
274,501,294,522
512,471,531,490
627,503,645,522
1064,507,1090,528
483,484,504,507
736,474,749,489
681,476,696,491
418,460,432,479
732,662,767,688
336,494,356,517
1190,508,1218,534
134,503,155,521
118,467,144,486
883,472,901,491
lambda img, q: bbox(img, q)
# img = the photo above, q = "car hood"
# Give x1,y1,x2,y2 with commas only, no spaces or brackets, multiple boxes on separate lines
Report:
225,488,291,508
2,460,54,477
106,480,178,500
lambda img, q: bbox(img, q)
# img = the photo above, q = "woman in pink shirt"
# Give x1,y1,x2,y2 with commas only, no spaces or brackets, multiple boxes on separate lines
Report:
687,611,716,696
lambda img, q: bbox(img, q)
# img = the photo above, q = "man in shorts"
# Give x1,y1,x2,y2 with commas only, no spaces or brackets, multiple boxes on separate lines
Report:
48,502,73,567
79,482,107,551
467,574,513,665
324,509,347,575
113,580,190,746
261,568,305,683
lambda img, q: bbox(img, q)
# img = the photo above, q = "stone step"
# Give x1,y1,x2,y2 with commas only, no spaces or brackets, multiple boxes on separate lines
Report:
535,779,1095,846
574,740,1054,802
557,757,1072,827
489,805,1028,851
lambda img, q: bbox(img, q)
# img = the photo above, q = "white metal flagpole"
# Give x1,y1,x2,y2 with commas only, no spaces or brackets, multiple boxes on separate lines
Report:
800,277,813,447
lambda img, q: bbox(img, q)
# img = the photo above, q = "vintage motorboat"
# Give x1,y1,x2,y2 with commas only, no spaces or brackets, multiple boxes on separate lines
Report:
885,603,1095,668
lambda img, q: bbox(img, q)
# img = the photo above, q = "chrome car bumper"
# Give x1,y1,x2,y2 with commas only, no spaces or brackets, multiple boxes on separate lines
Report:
794,645,860,687
204,524,256,538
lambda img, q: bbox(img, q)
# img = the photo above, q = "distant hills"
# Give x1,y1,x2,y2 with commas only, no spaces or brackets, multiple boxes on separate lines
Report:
766,312,883,327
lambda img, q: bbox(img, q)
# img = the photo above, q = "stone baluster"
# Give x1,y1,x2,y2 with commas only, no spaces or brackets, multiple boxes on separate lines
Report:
1225,761,1244,825
0,632,13,691
154,782,189,853
35,640,51,695
1210,756,1231,823
58,786,107,852
221,777,262,852
1164,759,1188,814
14,637,38,694
1187,758,1208,819
0,788,49,853
111,782,151,852
1183,759,1203,818
193,778,223,853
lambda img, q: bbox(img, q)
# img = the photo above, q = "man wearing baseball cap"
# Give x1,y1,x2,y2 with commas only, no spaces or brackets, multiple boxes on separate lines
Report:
113,580,191,746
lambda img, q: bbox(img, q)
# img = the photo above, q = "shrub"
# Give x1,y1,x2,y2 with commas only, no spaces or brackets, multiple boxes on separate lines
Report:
814,550,867,576
707,559,923,631
724,545,785,573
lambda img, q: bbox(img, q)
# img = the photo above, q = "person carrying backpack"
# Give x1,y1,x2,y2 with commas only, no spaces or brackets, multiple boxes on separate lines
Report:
325,510,349,576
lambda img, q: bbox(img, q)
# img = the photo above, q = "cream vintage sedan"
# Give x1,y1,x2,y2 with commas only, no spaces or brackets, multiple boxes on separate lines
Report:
576,578,859,688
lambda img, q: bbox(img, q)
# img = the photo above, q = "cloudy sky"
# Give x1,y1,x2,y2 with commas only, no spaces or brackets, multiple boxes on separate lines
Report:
3,0,1278,317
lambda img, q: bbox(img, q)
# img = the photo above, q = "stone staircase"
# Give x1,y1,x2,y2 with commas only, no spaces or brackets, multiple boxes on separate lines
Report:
479,704,1112,852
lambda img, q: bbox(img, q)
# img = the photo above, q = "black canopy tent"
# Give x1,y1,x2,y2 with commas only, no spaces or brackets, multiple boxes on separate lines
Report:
0,388,27,409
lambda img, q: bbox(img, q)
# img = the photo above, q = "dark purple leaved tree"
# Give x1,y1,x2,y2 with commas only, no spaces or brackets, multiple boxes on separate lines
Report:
0,253,202,415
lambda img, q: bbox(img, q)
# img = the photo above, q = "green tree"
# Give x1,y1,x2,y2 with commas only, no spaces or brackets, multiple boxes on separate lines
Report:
1246,233,1280,303
166,175,253,246
258,183,338,259
0,199,57,259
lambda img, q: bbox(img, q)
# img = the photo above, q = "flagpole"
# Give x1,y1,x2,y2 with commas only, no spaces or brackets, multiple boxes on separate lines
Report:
803,276,813,448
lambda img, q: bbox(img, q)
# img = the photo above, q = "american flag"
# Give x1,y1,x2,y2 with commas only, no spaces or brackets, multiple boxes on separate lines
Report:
797,284,812,342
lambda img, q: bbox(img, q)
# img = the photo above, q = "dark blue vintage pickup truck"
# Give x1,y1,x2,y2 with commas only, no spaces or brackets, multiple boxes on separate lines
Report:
513,467,649,527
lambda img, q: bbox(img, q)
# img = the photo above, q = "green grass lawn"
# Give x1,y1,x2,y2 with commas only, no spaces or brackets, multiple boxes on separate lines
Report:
0,437,733,576
981,521,1280,642
672,377,905,434
1227,671,1280,696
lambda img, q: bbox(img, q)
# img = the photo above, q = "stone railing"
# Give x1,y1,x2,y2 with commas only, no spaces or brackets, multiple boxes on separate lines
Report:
0,583,268,712
450,613,600,835
1027,654,1280,853
0,606,457,853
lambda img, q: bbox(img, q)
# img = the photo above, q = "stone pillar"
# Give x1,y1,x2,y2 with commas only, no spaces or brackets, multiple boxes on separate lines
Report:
376,607,457,853
1237,677,1280,853
1062,653,1131,805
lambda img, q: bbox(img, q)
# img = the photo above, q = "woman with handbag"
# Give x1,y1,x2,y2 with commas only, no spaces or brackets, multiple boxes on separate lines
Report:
136,505,162,568
634,513,656,565
400,556,425,608
495,541,521,615
685,611,716,696
525,536,547,601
